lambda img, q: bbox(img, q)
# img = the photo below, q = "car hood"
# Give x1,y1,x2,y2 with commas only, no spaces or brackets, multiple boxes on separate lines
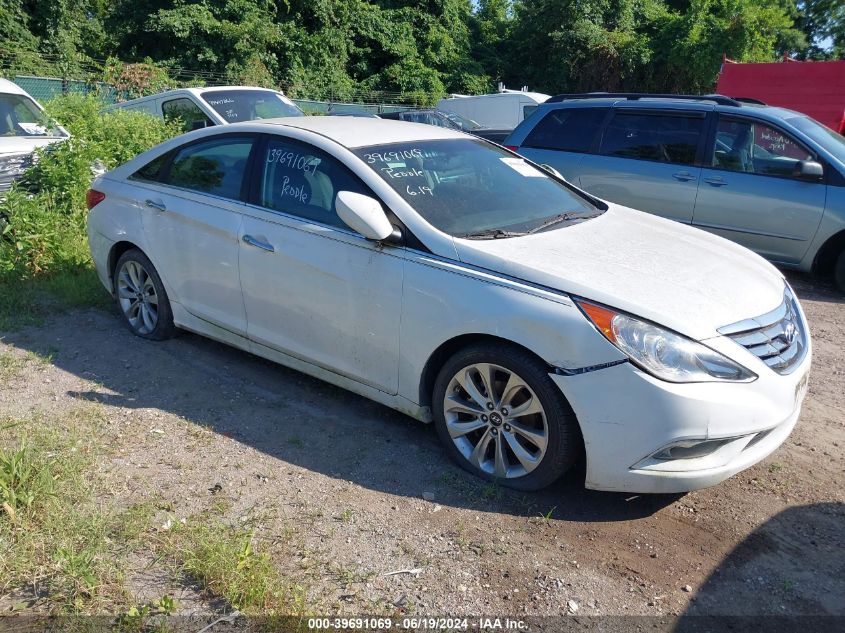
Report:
0,136,67,156
452,205,786,341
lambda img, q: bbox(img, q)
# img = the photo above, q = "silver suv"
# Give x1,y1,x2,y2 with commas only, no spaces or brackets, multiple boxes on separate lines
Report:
505,93,845,292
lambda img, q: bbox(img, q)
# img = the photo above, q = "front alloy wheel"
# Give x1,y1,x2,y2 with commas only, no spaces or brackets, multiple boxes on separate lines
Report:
433,344,581,490
443,363,548,479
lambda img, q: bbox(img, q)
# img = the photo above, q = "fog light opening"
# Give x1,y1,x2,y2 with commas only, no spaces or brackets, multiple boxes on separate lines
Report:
653,438,736,461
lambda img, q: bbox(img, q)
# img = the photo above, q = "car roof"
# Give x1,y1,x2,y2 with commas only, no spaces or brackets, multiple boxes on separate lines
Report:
243,116,467,148
0,78,33,98
541,94,807,122
112,85,287,105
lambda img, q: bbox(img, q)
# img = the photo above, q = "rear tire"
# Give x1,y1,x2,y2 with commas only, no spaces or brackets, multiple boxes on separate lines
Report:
834,249,845,294
432,343,582,491
114,249,176,341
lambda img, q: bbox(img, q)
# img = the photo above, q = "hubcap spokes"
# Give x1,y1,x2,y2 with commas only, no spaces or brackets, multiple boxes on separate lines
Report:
444,363,548,478
117,261,159,335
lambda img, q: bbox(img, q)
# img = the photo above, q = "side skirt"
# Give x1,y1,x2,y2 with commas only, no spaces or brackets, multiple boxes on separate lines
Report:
171,303,433,424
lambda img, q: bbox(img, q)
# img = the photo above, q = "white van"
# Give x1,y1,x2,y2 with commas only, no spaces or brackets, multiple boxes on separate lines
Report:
437,90,550,131
0,78,69,194
108,86,304,133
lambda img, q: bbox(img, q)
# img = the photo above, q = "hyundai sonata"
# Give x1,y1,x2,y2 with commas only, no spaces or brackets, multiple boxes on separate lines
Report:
86,117,811,493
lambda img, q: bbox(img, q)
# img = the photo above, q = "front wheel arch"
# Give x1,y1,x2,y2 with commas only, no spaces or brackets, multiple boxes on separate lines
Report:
419,333,555,408
812,229,845,279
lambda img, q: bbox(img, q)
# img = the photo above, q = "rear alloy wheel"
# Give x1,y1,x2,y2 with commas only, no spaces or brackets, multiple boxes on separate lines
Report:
433,344,581,490
114,249,175,340
835,249,845,294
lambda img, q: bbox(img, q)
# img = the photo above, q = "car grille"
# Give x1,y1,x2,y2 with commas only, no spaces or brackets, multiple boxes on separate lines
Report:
717,288,807,375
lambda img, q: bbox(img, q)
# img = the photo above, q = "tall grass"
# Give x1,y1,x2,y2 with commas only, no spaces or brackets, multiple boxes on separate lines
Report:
0,94,179,328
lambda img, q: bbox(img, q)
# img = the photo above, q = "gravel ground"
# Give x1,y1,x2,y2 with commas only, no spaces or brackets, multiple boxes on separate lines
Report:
0,271,842,621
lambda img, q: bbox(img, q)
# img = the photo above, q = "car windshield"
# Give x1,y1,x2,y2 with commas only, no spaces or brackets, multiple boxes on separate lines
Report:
0,93,67,138
200,90,303,123
354,139,603,237
439,111,483,131
788,116,845,162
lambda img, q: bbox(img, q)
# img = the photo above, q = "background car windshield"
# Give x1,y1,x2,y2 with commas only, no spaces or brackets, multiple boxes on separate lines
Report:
355,139,601,236
200,90,303,123
440,111,482,131
788,116,845,162
0,94,66,138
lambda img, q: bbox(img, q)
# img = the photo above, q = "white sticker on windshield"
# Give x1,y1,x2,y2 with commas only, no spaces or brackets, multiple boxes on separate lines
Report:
500,157,544,177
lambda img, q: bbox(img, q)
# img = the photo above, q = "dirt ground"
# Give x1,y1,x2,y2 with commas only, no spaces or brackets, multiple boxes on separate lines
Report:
0,271,843,622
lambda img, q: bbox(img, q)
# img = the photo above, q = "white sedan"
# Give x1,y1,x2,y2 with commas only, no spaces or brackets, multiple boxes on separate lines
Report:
86,117,811,493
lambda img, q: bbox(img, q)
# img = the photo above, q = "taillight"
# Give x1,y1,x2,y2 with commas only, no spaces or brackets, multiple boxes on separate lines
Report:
86,189,105,209
504,145,519,152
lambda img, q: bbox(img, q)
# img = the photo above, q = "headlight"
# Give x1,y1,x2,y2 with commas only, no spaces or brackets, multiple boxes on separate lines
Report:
575,299,756,383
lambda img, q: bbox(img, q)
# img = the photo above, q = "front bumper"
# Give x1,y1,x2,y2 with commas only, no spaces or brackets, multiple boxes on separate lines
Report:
551,353,810,494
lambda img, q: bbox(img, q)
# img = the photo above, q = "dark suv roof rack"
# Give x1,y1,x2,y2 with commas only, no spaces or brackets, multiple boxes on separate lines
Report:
545,92,744,107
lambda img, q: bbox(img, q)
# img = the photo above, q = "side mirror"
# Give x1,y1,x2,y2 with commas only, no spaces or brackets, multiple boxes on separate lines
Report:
795,160,824,180
540,164,566,181
335,191,394,241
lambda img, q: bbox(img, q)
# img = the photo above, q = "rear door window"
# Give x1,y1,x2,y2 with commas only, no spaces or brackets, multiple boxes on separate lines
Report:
600,112,704,165
158,136,254,200
523,108,608,153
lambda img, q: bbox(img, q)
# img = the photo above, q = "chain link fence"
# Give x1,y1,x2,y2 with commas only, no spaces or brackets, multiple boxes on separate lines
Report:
9,74,414,115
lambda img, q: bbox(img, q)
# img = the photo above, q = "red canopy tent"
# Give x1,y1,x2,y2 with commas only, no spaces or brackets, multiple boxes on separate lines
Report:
716,58,845,134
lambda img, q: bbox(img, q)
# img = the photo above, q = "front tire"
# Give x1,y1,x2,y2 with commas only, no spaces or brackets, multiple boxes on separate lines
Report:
834,249,845,294
114,249,176,340
432,343,581,491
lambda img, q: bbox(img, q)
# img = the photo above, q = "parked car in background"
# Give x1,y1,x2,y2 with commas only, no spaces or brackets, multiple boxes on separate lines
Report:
107,86,304,133
328,112,381,118
0,78,69,194
378,108,510,143
505,93,845,293
87,117,809,494
438,90,549,131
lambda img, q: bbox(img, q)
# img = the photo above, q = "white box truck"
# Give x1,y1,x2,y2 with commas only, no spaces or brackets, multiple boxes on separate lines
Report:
436,90,549,131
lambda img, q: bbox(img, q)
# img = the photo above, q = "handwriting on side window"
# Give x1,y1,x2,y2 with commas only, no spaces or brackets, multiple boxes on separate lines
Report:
279,175,309,204
267,149,318,175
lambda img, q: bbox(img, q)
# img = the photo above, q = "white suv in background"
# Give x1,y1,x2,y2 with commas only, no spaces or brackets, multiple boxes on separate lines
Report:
0,78,69,194
107,86,304,134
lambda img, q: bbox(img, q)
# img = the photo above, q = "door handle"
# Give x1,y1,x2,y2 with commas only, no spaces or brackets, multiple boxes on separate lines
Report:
703,177,727,187
242,234,275,252
145,199,166,212
672,172,695,182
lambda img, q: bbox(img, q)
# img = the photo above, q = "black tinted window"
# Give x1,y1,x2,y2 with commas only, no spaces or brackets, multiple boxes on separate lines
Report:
523,108,607,152
131,152,170,183
164,136,253,199
600,112,703,165
162,98,213,133
260,138,371,229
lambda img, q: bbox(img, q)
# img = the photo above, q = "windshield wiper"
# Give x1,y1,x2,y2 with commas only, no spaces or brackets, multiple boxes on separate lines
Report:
461,228,527,240
526,212,598,234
